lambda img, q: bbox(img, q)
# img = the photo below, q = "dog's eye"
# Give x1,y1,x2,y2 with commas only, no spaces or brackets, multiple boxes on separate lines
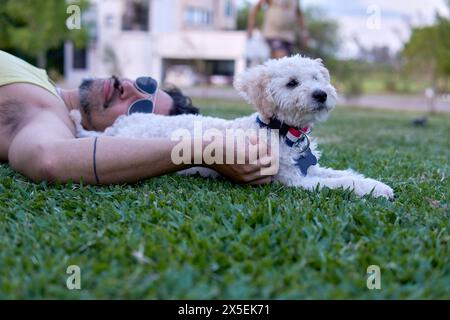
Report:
286,79,299,88
313,75,318,81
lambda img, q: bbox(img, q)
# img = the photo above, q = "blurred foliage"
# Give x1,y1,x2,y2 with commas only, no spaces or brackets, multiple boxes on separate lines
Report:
402,14,450,92
300,6,340,61
328,59,365,99
0,0,89,69
236,0,264,30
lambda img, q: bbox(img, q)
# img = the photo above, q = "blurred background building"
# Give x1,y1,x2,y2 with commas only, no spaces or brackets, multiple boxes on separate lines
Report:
1,0,449,112
64,0,245,87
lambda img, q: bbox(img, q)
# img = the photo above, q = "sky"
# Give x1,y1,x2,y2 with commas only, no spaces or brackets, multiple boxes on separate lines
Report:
237,0,450,57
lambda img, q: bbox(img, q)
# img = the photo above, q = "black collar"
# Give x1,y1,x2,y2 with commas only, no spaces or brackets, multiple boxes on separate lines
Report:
256,115,311,148
256,115,317,175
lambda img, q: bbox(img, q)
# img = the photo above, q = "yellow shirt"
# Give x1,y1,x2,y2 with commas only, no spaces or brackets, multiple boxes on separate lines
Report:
0,50,60,99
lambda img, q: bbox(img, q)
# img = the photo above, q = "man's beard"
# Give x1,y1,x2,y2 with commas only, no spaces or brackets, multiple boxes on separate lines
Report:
79,78,95,118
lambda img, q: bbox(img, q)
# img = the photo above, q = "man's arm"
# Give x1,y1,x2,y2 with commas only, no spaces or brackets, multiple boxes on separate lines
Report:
8,110,273,185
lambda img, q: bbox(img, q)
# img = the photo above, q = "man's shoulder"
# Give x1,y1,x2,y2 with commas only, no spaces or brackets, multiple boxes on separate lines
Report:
0,83,72,131
1,83,63,108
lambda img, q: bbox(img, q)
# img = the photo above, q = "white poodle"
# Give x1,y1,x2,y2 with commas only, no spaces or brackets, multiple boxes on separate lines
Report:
71,55,394,199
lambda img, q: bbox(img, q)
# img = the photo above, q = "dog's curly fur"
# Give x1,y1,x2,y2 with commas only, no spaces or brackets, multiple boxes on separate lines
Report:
71,55,394,198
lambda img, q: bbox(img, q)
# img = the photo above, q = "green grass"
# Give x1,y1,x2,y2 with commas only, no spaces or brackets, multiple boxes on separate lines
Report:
0,100,449,299
360,74,429,95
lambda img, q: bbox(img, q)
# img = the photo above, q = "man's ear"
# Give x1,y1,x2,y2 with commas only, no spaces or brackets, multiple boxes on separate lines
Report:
315,58,331,82
233,64,275,119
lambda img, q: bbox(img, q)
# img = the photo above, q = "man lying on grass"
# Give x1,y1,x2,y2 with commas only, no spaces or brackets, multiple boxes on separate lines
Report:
0,50,274,185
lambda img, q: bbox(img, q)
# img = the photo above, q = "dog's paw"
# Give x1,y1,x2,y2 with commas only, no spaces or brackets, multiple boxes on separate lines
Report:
371,182,394,199
356,179,394,199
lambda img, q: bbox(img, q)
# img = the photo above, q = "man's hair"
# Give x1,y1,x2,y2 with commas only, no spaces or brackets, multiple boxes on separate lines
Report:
79,78,94,119
163,85,200,115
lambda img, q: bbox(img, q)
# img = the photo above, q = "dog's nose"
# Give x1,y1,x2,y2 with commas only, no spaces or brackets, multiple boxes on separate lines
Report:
312,90,327,103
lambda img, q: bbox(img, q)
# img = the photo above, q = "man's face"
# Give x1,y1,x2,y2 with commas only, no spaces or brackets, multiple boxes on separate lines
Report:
78,76,173,131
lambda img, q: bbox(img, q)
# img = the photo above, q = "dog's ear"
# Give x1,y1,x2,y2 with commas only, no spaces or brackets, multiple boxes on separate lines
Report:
315,58,330,82
234,64,275,119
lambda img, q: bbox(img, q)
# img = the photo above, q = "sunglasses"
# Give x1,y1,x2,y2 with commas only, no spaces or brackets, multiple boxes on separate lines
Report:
127,76,159,115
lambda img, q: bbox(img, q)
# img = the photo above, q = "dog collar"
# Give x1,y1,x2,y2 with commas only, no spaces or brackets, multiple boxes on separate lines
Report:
256,115,317,176
256,115,311,148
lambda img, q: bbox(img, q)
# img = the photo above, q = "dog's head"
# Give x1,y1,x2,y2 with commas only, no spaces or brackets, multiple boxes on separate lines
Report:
234,55,337,127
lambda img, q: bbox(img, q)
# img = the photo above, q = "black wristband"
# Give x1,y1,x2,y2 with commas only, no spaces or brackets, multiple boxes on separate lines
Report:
93,137,100,184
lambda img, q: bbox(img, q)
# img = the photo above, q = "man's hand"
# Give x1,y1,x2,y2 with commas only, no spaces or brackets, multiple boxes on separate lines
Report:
207,136,278,185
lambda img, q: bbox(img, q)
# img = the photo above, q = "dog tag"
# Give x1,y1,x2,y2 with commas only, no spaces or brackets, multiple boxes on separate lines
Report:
294,147,317,176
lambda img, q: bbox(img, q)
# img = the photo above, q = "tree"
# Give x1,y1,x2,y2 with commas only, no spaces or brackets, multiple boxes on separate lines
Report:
300,6,340,60
0,0,88,68
402,14,450,92
236,0,264,31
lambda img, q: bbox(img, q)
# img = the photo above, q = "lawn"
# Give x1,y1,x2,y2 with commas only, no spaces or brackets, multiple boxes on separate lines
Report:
360,73,429,95
0,100,449,299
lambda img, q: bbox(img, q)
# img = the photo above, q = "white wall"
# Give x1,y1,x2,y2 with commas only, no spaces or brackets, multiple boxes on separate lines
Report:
152,0,178,33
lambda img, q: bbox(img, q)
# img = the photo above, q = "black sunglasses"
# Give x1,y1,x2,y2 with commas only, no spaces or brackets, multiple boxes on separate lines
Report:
127,76,159,115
